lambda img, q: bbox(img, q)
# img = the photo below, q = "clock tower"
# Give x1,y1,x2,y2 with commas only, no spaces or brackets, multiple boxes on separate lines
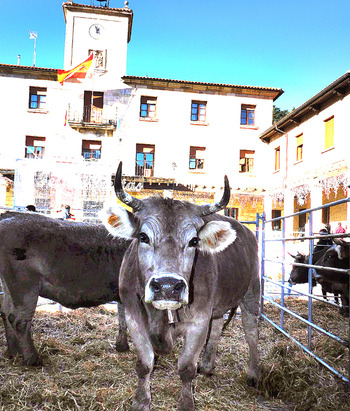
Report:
62,1,133,89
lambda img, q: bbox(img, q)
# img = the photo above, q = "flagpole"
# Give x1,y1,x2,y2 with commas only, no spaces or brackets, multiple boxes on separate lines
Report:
28,31,37,67
33,36,36,67
90,52,96,122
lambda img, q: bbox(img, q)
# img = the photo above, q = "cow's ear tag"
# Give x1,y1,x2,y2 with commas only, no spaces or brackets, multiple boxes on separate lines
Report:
100,206,135,239
108,214,120,228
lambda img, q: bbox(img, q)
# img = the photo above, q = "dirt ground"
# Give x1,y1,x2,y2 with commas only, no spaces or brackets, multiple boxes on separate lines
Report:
0,298,349,410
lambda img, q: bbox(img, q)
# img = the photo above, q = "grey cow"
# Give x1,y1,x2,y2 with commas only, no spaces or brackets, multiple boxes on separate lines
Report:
0,211,130,365
101,162,261,411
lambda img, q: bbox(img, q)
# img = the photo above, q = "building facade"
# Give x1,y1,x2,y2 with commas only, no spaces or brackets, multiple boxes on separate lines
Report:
0,1,282,221
260,71,350,236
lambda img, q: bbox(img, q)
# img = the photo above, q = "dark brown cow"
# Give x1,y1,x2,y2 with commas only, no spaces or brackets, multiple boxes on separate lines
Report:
314,239,350,315
0,211,130,365
101,163,260,410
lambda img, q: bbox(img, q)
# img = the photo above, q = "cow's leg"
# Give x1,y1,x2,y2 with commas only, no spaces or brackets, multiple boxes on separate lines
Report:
125,308,154,411
115,302,129,352
1,295,21,358
198,316,225,376
1,286,39,365
240,283,260,387
334,292,340,305
322,287,328,301
178,319,209,411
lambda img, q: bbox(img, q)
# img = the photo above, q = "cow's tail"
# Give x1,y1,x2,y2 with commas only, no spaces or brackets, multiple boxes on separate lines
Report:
222,306,238,331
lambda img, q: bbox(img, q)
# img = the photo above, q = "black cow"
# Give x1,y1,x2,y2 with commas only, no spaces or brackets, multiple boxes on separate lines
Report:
288,247,341,304
101,163,260,410
314,239,350,315
0,211,130,365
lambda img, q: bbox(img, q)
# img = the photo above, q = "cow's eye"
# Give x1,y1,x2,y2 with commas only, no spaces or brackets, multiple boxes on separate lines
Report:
189,237,199,247
139,232,150,244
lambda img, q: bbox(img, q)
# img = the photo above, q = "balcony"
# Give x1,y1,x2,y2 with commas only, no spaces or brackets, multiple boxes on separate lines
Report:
68,106,117,136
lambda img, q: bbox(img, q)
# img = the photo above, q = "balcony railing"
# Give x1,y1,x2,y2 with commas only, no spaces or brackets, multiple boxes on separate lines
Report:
68,106,117,127
135,163,154,177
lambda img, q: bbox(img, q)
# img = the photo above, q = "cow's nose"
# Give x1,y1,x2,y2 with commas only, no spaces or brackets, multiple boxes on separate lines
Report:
149,276,186,299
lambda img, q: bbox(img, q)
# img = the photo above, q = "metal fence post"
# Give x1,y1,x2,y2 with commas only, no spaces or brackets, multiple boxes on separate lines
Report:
260,212,266,317
307,211,314,350
281,216,286,329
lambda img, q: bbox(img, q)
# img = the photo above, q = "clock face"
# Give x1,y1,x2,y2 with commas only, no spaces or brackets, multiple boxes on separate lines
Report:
89,24,104,39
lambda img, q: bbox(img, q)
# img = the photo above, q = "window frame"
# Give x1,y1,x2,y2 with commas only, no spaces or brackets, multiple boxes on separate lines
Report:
82,140,102,160
140,96,157,119
239,149,255,173
29,86,47,110
191,100,207,123
189,146,206,170
274,146,281,172
296,133,303,162
240,104,256,126
272,209,282,231
25,136,46,159
324,115,334,151
136,143,155,177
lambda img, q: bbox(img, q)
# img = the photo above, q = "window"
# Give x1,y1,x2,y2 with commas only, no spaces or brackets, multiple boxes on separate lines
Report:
25,136,45,159
272,210,282,231
239,150,254,173
189,146,206,170
140,96,157,119
191,101,206,122
240,104,255,126
296,134,303,161
29,87,47,109
324,116,334,150
136,144,155,177
83,91,103,123
224,208,238,219
274,147,280,171
82,140,101,160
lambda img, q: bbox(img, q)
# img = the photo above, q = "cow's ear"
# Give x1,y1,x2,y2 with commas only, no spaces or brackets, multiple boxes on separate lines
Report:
198,221,236,254
100,205,137,239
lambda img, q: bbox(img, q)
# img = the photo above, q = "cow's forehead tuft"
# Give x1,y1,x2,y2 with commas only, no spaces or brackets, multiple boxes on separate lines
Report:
136,197,203,234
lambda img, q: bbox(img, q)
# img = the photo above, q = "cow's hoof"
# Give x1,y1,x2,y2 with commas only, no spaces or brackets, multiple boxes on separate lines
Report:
247,376,259,388
178,396,195,411
115,340,130,352
23,354,42,366
197,364,214,376
131,398,151,411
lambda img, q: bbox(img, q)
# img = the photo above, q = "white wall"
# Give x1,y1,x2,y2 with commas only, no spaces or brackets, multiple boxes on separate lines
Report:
119,86,274,188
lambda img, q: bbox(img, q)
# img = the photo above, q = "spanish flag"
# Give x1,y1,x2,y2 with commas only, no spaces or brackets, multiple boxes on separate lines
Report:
57,54,94,85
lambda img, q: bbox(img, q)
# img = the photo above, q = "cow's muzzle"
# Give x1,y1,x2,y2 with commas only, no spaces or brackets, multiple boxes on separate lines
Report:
144,273,189,310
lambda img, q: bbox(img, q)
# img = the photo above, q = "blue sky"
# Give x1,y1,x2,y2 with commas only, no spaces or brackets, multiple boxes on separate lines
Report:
1,0,350,111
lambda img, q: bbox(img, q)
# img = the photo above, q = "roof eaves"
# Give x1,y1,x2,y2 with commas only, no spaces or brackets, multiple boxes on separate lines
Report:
123,75,283,95
259,71,350,143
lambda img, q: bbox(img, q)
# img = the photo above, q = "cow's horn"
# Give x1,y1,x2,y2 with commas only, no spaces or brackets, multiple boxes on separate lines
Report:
334,238,350,246
197,175,230,216
114,162,143,211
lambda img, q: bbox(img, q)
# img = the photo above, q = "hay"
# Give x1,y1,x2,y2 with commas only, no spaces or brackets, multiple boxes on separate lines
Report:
0,301,348,410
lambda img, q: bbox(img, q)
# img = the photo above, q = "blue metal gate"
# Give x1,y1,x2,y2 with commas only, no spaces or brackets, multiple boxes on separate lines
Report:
260,197,350,386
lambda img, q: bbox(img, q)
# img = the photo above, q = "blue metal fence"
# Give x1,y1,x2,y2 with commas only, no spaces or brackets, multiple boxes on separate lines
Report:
260,197,350,386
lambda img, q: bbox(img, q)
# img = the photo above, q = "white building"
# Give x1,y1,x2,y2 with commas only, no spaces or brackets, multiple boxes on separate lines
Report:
260,71,350,236
0,1,282,221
